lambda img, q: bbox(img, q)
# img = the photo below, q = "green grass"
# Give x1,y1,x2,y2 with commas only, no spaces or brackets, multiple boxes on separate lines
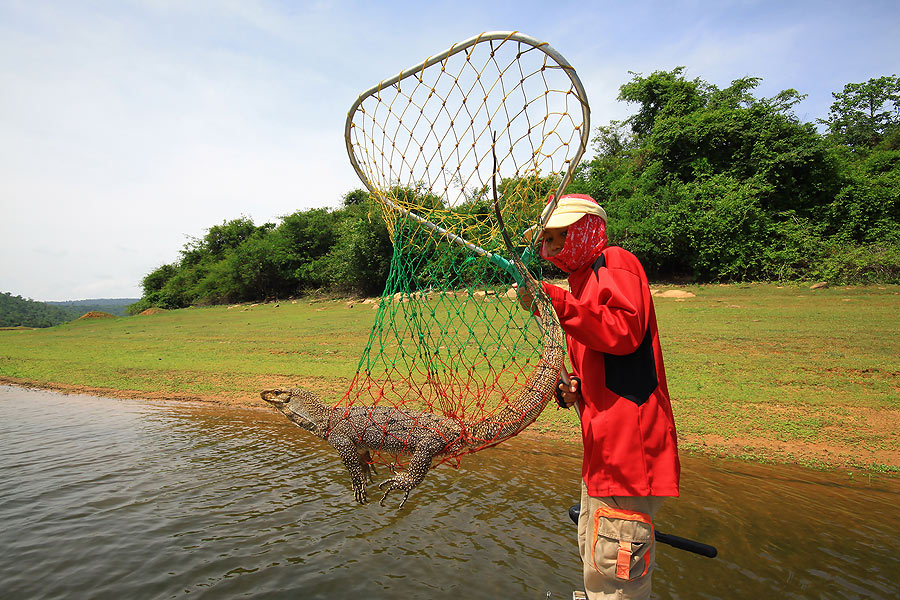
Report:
2,284,899,471
0,300,375,398
656,284,899,435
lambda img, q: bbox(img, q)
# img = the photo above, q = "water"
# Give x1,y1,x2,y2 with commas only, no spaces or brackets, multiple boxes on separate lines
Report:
1,386,897,599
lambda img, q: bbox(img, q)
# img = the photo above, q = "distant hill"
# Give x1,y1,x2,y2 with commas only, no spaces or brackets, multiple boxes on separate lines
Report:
0,294,140,327
1,292,78,328
46,298,139,317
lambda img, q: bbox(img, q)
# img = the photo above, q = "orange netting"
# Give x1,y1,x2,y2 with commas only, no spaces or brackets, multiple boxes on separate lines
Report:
341,31,589,468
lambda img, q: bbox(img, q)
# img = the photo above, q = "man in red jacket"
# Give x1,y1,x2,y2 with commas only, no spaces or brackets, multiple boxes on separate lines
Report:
517,194,680,599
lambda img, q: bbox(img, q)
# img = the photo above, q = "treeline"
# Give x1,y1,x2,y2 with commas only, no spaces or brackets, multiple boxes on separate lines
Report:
129,196,393,313
563,69,900,282
46,299,138,317
131,70,900,312
0,294,139,328
0,293,78,328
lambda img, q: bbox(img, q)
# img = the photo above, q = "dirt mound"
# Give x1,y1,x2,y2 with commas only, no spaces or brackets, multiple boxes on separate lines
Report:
78,311,116,320
139,308,166,316
651,289,696,299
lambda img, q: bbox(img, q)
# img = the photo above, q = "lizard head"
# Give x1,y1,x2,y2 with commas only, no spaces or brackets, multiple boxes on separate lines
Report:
261,388,327,435
260,388,293,406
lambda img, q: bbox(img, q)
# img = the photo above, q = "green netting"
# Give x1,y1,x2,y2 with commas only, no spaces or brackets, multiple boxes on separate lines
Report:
342,31,589,465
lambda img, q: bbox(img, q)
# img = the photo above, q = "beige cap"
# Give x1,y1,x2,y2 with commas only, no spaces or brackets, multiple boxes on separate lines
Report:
524,194,607,241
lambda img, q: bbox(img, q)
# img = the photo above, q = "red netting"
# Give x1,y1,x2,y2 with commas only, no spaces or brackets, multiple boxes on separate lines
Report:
342,32,588,470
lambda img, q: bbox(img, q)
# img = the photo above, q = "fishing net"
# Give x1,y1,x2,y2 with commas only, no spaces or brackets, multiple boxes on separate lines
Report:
342,31,590,467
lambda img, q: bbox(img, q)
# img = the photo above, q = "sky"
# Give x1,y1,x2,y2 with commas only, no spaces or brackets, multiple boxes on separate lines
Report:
2,0,898,301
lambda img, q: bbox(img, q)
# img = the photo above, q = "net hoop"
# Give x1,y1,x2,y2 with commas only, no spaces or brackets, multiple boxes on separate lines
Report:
344,30,591,241
338,31,592,469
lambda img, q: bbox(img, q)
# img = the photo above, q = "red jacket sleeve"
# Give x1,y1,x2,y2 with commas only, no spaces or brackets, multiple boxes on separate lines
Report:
542,260,649,356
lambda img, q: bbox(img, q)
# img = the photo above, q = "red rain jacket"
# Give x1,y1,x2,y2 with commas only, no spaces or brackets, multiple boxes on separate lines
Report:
543,246,680,497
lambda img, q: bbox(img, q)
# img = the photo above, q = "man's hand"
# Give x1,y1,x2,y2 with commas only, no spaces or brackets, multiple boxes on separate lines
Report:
510,282,534,312
556,376,582,409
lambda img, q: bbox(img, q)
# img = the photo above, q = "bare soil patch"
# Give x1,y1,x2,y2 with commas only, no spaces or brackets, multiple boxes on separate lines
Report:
0,374,351,411
683,432,899,470
679,403,900,469
78,311,116,320
652,289,696,298
2,377,896,471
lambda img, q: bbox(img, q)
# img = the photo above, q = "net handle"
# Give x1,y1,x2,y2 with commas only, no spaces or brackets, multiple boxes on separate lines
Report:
343,30,591,243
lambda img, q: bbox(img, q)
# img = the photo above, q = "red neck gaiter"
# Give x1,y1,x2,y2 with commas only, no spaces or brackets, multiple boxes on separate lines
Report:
540,214,608,273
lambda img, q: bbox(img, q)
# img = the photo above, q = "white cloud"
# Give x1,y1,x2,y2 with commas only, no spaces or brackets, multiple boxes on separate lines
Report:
1,0,898,300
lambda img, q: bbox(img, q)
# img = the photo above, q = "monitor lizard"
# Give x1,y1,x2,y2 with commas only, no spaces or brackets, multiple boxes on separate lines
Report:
262,189,564,509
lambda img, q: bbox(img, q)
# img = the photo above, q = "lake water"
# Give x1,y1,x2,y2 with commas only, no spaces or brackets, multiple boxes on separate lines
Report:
1,385,898,599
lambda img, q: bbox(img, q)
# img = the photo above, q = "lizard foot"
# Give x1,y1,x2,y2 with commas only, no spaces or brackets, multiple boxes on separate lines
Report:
378,478,411,510
354,483,368,504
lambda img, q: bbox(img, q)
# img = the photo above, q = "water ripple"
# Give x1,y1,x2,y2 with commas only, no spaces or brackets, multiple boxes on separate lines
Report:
1,386,898,599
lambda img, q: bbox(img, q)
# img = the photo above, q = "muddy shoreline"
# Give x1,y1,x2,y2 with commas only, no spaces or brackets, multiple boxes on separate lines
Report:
2,376,898,473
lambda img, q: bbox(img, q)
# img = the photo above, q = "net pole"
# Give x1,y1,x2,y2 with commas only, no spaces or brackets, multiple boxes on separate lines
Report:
377,195,524,286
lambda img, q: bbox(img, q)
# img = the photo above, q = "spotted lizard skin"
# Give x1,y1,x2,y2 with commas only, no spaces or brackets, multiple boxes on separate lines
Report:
262,200,564,509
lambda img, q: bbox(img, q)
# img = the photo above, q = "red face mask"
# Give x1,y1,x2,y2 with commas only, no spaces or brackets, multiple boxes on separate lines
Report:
540,213,608,273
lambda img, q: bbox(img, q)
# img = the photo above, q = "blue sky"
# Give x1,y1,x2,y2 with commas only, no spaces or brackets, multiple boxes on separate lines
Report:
2,0,898,301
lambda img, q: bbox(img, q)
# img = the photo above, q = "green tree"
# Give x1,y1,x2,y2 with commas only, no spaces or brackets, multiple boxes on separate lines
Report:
573,68,847,280
141,264,176,298
203,217,261,257
617,67,710,140
821,75,900,149
324,205,393,295
278,208,340,290
826,145,900,243
342,188,370,206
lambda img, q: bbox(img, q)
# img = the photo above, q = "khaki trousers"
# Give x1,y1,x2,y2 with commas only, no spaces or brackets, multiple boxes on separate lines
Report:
577,481,666,599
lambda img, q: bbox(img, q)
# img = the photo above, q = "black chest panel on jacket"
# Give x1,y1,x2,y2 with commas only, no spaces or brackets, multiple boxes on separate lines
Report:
592,253,659,407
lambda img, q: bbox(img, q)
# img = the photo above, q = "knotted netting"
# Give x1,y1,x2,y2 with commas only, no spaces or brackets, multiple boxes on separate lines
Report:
341,31,590,465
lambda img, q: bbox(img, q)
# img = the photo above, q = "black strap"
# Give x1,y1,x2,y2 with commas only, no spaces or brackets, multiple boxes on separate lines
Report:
592,252,607,275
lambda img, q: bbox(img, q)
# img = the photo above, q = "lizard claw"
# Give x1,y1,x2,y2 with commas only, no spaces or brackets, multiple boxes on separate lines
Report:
378,478,411,510
354,484,368,504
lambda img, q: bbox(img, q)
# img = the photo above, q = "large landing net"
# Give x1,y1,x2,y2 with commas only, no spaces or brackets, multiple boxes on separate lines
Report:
342,31,590,465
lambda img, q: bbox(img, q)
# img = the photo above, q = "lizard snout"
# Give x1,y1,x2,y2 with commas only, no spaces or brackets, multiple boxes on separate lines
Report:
261,389,291,406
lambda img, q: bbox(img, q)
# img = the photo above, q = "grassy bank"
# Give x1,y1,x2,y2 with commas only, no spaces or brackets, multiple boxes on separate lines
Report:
2,284,898,473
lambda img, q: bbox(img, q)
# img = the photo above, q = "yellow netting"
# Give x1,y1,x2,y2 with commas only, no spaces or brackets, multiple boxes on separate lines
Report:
342,31,589,464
